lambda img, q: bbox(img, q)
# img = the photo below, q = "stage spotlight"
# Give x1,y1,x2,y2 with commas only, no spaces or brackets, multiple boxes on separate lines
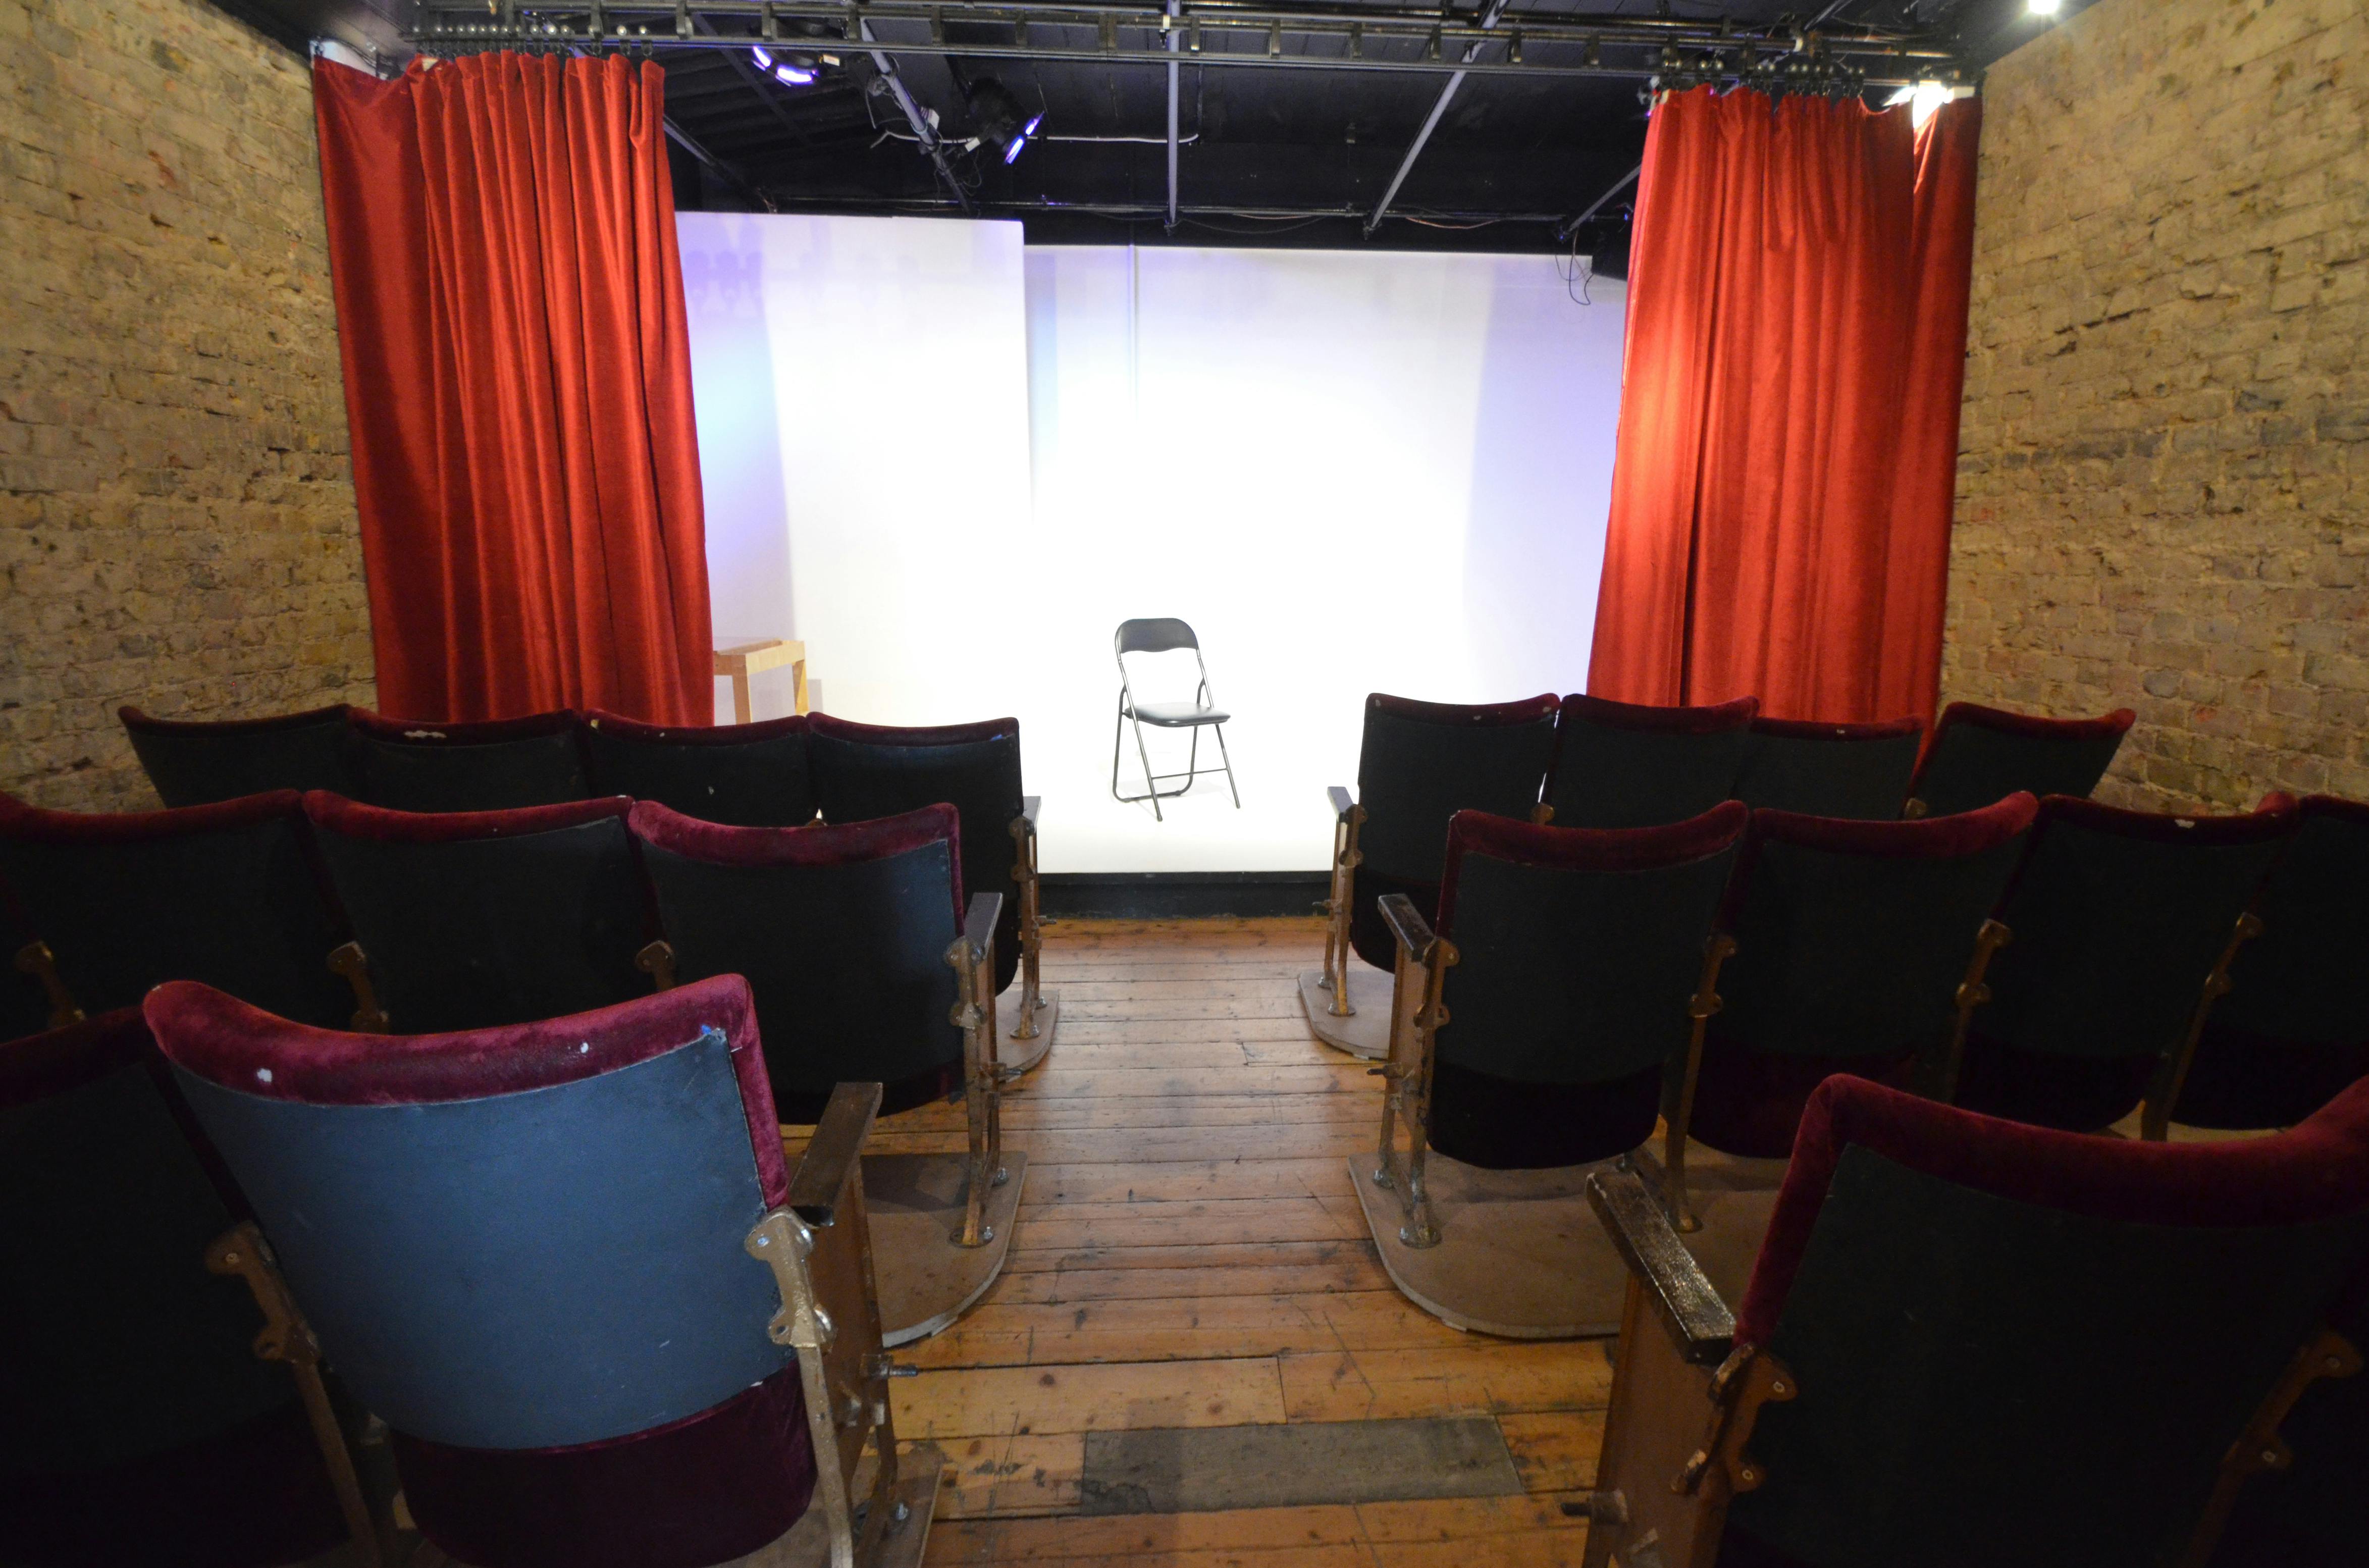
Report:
774,61,817,85
754,44,819,85
1886,79,1955,129
2027,0,2062,14
966,78,1036,164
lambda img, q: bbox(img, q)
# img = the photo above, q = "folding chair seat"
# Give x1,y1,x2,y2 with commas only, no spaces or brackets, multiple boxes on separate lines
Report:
1577,1074,2369,1568
1111,617,1239,820
121,702,361,807
1304,693,1559,1059
1355,804,1746,1336
1661,795,2037,1291
2172,795,2369,1131
579,709,817,828
630,802,1021,1345
0,791,364,1030
1904,699,2134,818
808,714,1054,1075
1,1009,365,1568
1950,795,2297,1136
1728,715,1923,820
144,977,944,1568
1539,693,1760,829
303,794,659,1034
348,709,590,813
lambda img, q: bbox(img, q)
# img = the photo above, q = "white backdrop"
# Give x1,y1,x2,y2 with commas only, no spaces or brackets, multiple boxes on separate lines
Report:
679,215,1627,873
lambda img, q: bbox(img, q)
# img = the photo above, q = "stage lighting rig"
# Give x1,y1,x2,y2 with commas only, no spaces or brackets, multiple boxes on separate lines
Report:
964,78,1041,165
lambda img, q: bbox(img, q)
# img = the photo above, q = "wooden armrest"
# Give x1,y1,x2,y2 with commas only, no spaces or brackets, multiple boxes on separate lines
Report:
1328,785,1355,821
787,1081,883,1226
1377,893,1435,964
1588,1167,1735,1365
964,893,1004,955
1019,795,1040,829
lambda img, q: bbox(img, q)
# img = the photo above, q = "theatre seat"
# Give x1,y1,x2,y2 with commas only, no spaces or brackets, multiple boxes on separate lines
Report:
2173,794,2369,1131
121,703,361,807
1355,804,1746,1337
629,801,1022,1345
1905,699,2134,818
348,709,591,813
303,793,657,1033
143,977,941,1568
1306,692,1559,1059
1950,794,2296,1135
0,791,361,1030
579,709,817,828
1729,715,1923,820
0,1009,361,1568
1578,1074,2369,1568
1540,693,1759,830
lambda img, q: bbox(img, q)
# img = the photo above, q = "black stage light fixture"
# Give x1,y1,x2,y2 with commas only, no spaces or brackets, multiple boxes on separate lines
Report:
965,77,1041,165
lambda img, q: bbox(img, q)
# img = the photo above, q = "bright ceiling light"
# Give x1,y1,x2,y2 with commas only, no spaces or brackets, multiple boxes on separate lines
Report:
1888,80,1956,130
774,61,817,86
2028,0,2063,15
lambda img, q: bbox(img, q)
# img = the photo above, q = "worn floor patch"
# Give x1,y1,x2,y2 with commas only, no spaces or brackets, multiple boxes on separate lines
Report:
1078,1416,1523,1514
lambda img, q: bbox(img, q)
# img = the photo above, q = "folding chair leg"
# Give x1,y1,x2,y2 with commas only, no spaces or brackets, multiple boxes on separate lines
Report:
1213,722,1241,808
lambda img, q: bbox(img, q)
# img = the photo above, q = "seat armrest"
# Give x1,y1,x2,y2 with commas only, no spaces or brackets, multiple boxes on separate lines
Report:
1587,1167,1735,1365
964,892,1005,955
1020,795,1040,828
1377,893,1435,963
1328,785,1355,821
787,1081,883,1226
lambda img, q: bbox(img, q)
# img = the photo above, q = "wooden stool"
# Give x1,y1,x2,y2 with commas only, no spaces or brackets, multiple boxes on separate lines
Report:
715,639,809,724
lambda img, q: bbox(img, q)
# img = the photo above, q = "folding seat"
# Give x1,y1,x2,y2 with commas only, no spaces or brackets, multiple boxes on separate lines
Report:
0,791,366,1030
578,708,817,828
1904,699,2134,818
808,714,1052,1074
1949,794,2296,1135
1538,693,1759,829
1662,794,2038,1291
1305,692,1560,1059
1,1009,369,1568
1728,715,1923,820
144,976,942,1568
121,702,361,807
1356,804,1747,1337
1576,1074,2369,1568
2167,795,2369,1133
303,793,660,1033
347,708,591,813
630,801,1021,1344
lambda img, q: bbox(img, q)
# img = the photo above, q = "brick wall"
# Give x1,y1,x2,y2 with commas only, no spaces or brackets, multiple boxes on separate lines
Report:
1945,0,2369,810
0,0,372,811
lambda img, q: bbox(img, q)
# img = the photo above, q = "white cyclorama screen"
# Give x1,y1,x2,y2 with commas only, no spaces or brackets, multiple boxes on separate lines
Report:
678,213,1626,873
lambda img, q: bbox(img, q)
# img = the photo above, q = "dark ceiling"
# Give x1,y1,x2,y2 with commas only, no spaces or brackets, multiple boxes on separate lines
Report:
221,0,2094,251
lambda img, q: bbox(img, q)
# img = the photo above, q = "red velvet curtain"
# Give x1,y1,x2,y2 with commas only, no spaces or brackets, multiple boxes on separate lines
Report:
313,55,712,725
1588,88,1982,724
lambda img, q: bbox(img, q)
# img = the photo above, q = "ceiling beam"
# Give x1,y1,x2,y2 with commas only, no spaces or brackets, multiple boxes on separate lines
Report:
1361,0,1508,237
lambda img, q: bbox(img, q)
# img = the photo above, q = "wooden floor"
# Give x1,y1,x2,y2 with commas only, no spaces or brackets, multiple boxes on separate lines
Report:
868,917,1604,1567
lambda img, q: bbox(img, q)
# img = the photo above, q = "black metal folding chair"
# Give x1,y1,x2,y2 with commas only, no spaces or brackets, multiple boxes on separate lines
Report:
1112,618,1238,820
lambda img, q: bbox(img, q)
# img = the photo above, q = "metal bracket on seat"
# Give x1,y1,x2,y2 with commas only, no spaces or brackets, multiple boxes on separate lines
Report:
1370,893,1454,1248
945,894,1007,1247
1319,790,1365,1018
13,939,83,1028
2143,909,2264,1142
1660,931,1738,1234
1006,801,1047,1046
326,941,389,1033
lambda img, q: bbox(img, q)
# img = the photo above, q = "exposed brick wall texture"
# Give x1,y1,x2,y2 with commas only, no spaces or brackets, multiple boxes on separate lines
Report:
0,0,372,811
1946,0,2369,811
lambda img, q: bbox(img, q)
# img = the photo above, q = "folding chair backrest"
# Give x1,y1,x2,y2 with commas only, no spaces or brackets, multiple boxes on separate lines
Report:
0,792,352,1028
809,714,1025,997
1543,693,1759,829
2179,795,2369,1129
579,710,816,828
0,1009,344,1567
1718,1074,2369,1568
1350,693,1560,970
1115,617,1200,656
304,793,651,1033
1730,715,1923,820
1427,804,1747,1169
631,802,966,1121
1694,794,2037,1157
1963,795,2296,1132
1908,701,2134,818
121,703,359,807
348,709,590,813
146,976,815,1568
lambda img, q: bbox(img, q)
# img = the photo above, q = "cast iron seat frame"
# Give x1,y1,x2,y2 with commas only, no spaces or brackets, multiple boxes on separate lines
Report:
1111,618,1238,820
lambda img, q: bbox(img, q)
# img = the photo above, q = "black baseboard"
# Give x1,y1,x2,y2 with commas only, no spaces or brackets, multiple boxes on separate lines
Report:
1039,871,1329,920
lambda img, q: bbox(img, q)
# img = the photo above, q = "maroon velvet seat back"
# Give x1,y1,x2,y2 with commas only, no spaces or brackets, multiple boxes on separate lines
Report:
145,977,814,1568
1,1010,345,1568
0,792,353,1028
1958,795,2296,1133
1691,795,2038,1159
1907,701,2134,819
1716,1075,2369,1568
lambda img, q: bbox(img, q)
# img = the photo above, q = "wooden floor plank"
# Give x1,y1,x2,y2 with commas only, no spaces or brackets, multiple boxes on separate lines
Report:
902,1290,1478,1370
896,1357,1289,1438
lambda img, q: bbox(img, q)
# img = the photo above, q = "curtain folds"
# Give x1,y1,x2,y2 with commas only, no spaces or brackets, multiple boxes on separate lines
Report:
313,55,713,726
1588,88,1983,724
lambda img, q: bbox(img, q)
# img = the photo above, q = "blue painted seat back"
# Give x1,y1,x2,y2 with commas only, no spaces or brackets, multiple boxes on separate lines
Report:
1730,718,1923,820
1542,694,1759,830
1910,702,2132,818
